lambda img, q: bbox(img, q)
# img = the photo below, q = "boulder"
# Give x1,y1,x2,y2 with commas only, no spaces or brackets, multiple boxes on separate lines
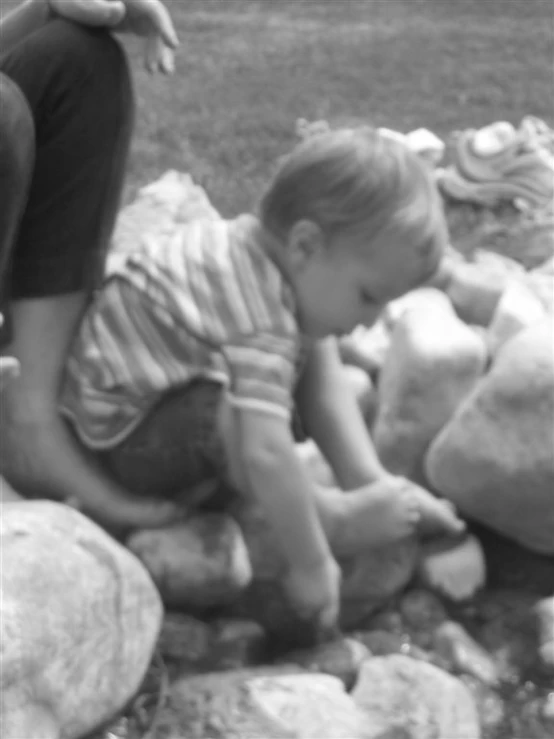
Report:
0,501,162,739
352,654,481,739
127,513,252,609
487,278,546,356
374,289,487,482
0,476,23,503
426,319,554,553
106,170,220,274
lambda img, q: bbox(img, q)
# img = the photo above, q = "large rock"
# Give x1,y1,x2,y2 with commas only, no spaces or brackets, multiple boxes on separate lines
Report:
352,654,481,739
0,476,23,503
487,278,547,356
425,319,554,553
106,170,220,274
0,501,162,739
374,288,487,482
159,668,368,738
229,500,418,638
127,513,253,609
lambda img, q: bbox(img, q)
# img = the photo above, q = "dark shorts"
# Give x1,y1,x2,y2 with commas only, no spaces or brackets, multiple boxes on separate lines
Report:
0,20,134,344
96,379,306,508
99,380,231,505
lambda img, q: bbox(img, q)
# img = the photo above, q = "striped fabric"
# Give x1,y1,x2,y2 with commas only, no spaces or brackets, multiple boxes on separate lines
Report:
60,215,304,450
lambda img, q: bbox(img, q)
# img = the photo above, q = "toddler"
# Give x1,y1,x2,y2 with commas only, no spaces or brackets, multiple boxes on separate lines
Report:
60,127,465,630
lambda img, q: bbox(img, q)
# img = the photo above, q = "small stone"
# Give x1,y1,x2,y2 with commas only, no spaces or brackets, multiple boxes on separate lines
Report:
352,630,406,656
276,637,370,691
542,692,554,721
533,597,554,676
127,513,252,609
400,589,448,632
367,610,405,635
433,621,500,687
418,534,487,602
157,612,214,665
210,619,267,670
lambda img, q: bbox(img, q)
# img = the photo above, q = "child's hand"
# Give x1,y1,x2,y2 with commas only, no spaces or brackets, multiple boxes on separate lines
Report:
284,556,342,635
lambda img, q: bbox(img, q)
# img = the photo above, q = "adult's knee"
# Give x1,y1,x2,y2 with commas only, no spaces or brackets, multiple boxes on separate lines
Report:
1,19,134,135
0,74,35,195
47,19,131,98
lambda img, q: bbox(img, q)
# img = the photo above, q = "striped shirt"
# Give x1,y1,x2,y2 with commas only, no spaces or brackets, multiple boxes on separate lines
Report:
60,215,306,449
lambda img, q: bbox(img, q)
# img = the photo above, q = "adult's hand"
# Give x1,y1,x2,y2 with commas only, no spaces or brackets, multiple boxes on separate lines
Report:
47,0,179,74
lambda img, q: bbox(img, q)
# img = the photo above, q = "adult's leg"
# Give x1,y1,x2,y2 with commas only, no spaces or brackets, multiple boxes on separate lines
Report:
0,73,35,342
0,21,177,531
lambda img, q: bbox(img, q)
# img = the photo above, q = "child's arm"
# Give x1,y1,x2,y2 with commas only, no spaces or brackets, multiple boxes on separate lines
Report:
296,338,389,490
237,406,341,629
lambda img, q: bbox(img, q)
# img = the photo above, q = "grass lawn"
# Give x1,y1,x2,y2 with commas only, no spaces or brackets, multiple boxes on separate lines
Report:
122,0,554,219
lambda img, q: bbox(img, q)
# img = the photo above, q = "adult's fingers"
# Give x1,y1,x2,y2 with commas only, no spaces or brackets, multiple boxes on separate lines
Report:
49,0,127,27
144,35,175,75
145,0,179,49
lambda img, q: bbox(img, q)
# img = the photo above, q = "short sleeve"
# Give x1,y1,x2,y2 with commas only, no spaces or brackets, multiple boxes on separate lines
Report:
222,332,300,419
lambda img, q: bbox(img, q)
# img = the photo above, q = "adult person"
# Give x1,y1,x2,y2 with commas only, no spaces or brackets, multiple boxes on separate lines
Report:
0,0,182,530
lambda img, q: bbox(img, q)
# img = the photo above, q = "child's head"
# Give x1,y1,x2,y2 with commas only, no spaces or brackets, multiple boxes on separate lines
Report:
259,126,448,338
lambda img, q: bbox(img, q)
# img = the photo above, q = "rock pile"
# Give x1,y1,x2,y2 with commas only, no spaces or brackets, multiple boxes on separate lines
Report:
1,171,553,739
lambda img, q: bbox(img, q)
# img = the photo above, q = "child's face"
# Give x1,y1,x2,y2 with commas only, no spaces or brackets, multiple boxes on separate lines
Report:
290,222,439,338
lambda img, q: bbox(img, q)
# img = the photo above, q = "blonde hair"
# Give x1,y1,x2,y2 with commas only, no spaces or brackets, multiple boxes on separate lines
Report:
259,126,447,265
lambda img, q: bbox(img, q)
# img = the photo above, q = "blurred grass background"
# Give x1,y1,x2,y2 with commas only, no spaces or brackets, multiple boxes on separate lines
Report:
122,0,554,215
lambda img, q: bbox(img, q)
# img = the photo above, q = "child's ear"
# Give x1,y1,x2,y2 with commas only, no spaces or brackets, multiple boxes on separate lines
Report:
287,220,324,269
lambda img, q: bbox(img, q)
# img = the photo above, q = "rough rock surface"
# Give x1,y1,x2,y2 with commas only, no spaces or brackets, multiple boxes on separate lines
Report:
127,513,252,609
352,654,481,739
157,668,367,738
1,501,162,739
374,288,487,482
426,319,554,554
